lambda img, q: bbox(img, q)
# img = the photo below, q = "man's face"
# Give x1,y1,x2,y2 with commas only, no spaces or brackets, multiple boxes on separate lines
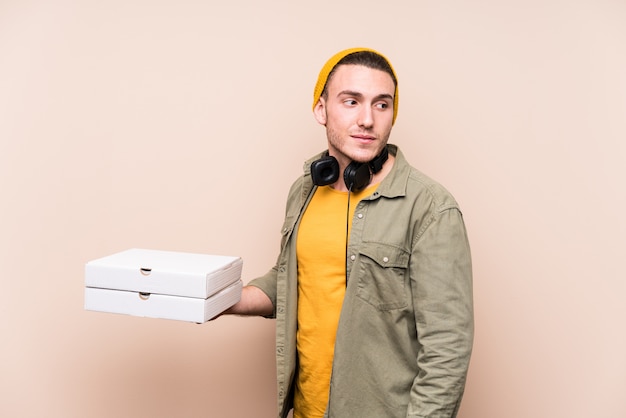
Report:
314,64,395,167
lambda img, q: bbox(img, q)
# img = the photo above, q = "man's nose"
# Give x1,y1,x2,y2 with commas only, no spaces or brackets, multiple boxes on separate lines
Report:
357,106,374,128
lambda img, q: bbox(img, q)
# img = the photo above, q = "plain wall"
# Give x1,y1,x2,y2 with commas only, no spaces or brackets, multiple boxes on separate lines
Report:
1,1,625,417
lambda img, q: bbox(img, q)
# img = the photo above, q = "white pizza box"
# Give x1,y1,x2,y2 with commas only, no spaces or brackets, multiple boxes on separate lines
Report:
85,279,243,323
85,248,243,298
84,248,243,323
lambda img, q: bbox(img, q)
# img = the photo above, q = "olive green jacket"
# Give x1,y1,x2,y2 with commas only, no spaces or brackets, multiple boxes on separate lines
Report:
249,144,474,418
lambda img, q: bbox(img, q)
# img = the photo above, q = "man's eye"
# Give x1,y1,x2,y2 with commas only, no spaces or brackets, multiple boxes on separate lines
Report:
344,99,357,106
375,102,388,109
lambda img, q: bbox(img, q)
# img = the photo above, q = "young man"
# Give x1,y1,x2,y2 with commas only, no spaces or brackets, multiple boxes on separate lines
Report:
224,48,474,418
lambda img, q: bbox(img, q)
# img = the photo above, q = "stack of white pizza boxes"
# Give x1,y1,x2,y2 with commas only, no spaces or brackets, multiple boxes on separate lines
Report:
84,249,243,323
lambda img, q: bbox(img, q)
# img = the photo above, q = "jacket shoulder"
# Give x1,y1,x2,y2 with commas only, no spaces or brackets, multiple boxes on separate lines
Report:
405,166,461,214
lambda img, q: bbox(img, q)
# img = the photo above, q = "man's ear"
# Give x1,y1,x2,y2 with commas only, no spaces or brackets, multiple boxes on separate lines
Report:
313,97,327,126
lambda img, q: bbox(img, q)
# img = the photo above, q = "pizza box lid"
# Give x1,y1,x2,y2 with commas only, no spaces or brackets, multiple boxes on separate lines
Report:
85,248,243,299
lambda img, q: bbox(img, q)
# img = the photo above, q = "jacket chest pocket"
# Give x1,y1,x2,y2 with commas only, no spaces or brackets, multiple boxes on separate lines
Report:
355,242,410,311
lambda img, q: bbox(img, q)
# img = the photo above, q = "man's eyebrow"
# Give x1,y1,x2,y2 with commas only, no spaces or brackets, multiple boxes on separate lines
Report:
337,90,394,101
337,90,364,98
374,93,394,101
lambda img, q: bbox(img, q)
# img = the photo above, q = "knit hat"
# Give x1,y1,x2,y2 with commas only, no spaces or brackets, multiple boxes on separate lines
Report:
312,47,399,124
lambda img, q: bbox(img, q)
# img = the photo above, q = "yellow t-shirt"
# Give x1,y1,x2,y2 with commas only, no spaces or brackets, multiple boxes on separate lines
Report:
294,183,378,418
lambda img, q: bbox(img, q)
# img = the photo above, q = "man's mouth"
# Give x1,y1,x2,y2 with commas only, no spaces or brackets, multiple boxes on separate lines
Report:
351,134,376,141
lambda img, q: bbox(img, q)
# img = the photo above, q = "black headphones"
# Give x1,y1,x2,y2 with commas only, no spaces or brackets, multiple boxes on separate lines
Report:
310,146,389,192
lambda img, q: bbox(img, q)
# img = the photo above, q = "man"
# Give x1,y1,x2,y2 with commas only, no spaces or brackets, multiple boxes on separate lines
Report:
223,47,474,418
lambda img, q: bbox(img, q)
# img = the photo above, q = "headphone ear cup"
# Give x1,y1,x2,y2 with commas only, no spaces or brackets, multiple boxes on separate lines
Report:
343,162,371,192
311,156,340,186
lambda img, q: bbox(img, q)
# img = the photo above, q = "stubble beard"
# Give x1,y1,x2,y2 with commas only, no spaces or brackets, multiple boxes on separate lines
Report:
325,123,390,165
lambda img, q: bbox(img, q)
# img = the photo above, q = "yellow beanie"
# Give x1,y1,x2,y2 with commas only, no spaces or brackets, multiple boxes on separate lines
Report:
312,47,399,124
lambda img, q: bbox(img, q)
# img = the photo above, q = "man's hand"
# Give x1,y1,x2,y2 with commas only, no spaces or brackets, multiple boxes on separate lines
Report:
210,285,273,320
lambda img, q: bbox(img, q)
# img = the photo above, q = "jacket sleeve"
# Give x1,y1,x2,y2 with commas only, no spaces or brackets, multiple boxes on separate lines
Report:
246,175,307,319
407,206,474,418
247,266,278,318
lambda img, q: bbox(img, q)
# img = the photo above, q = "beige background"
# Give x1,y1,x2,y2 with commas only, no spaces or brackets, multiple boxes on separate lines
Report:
1,0,625,417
